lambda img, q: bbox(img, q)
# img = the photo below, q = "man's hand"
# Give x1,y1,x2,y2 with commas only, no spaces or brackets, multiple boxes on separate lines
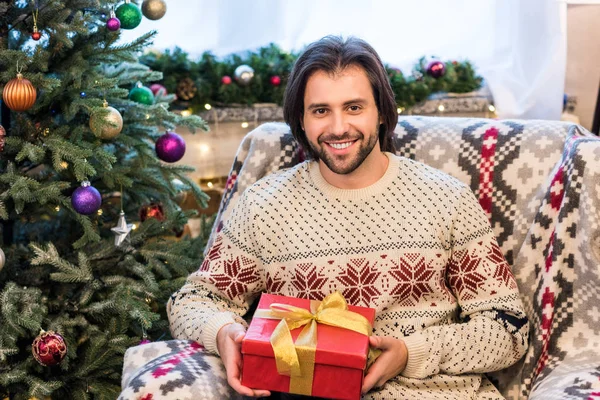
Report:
216,322,271,397
361,335,408,394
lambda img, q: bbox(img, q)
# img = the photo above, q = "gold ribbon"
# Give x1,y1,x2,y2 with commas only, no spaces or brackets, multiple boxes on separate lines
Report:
253,291,377,396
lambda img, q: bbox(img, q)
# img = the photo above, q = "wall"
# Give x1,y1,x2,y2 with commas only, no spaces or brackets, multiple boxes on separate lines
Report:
565,3,600,130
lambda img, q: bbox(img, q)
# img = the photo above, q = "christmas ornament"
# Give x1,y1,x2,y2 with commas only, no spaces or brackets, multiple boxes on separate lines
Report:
0,124,6,152
2,70,37,112
111,210,133,246
129,83,154,105
155,131,186,163
89,100,123,139
270,75,281,86
176,77,197,101
140,338,151,345
32,330,67,367
80,91,87,98
221,75,232,85
115,0,142,30
234,65,254,86
31,2,41,40
140,203,164,222
31,28,41,41
426,60,446,79
412,70,424,81
71,181,102,215
106,9,121,31
149,83,167,96
141,0,167,20
0,246,5,271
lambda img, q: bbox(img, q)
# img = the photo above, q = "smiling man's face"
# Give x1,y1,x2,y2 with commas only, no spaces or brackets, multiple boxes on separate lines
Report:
302,64,382,176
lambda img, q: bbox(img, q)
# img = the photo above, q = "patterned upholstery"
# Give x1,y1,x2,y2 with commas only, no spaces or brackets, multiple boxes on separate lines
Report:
121,116,600,399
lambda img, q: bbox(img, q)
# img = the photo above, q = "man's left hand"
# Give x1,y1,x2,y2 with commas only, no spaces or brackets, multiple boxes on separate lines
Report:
361,335,408,394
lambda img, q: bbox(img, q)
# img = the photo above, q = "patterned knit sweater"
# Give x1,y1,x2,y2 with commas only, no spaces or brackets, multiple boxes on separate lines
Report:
168,152,529,399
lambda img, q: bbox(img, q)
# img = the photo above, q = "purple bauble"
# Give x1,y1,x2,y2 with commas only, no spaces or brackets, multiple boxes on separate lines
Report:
426,60,446,79
107,17,121,31
71,182,102,215
155,131,186,163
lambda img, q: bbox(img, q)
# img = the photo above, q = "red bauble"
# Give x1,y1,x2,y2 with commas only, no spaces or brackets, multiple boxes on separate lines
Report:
221,75,232,85
140,203,165,222
270,75,281,86
31,31,42,41
32,330,67,367
150,83,167,96
140,339,151,345
426,60,446,79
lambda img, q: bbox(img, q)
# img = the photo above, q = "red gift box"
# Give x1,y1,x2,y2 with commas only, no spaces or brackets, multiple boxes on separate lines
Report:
241,293,376,400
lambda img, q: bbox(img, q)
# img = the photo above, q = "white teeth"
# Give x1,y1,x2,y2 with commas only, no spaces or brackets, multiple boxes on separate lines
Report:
330,142,352,149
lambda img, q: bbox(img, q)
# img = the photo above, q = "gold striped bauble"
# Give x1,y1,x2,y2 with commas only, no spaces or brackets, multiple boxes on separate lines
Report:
2,73,37,112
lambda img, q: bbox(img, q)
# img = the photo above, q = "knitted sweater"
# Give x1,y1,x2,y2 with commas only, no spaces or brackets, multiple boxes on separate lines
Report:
168,152,529,399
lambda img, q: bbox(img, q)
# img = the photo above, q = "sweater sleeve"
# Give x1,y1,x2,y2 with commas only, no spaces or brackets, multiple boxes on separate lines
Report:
401,185,529,379
167,190,266,355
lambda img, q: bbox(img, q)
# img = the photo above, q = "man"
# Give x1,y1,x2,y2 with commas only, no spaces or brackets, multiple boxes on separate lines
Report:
168,36,529,399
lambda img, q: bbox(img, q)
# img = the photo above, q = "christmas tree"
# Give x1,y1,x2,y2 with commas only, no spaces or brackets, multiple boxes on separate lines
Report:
0,1,210,398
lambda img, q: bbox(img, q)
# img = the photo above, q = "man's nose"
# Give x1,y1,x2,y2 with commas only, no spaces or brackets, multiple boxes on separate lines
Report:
330,112,349,136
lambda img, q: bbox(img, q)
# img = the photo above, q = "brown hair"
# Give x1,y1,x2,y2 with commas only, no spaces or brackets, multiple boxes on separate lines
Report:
283,36,397,159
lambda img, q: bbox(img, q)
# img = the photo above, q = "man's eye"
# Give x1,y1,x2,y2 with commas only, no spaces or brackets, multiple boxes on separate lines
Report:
349,105,361,112
314,108,327,115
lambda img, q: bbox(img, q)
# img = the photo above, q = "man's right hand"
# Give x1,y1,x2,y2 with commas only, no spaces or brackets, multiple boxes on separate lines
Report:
216,322,272,398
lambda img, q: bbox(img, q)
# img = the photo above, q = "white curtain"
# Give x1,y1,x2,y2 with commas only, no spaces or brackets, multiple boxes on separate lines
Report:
122,0,566,120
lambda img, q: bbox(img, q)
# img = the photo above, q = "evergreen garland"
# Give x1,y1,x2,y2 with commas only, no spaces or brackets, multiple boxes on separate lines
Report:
141,45,483,113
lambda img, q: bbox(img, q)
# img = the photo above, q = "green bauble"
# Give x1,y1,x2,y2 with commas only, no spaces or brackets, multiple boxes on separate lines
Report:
129,85,154,105
115,2,143,30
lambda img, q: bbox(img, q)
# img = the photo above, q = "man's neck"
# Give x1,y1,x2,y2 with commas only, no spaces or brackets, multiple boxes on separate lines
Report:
318,150,389,189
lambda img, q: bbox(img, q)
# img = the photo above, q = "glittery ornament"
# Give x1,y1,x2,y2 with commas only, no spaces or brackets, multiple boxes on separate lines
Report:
155,131,186,163
129,83,154,105
141,0,167,20
89,100,123,139
106,9,121,32
115,1,142,30
71,181,102,215
32,330,67,367
234,65,254,86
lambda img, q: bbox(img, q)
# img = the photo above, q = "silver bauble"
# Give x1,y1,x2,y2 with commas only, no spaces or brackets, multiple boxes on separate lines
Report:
142,0,167,20
0,247,5,271
234,65,254,86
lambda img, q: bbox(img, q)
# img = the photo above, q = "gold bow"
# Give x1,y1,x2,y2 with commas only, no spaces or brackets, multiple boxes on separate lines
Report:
253,291,376,395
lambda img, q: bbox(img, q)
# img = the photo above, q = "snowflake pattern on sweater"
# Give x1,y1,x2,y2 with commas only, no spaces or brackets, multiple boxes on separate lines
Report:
168,152,529,399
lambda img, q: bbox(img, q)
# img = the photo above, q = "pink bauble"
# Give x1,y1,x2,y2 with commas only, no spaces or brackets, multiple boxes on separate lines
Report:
426,60,446,79
221,75,232,85
107,17,121,31
150,83,167,96
270,75,281,86
155,131,186,163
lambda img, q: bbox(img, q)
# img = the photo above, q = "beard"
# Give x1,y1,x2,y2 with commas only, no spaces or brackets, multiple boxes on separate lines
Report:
309,124,380,175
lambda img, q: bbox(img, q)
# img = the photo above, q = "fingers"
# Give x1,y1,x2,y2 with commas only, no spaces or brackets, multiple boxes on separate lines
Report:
226,364,271,397
369,335,388,349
